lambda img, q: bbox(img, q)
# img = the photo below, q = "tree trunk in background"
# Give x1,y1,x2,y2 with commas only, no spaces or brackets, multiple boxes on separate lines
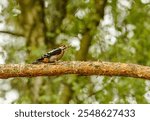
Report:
47,0,68,47
17,0,47,48
76,0,107,60
16,0,47,103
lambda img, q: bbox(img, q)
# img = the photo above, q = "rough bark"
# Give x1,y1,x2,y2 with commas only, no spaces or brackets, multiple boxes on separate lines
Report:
0,61,150,80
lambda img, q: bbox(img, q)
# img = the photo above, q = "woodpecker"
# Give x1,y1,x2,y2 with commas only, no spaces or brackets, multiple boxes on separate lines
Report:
32,45,69,64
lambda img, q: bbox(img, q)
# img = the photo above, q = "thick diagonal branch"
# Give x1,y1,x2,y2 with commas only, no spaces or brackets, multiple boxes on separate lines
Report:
0,61,150,79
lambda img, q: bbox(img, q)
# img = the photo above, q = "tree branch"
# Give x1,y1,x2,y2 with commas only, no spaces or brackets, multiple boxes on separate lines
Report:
0,61,150,79
0,30,24,37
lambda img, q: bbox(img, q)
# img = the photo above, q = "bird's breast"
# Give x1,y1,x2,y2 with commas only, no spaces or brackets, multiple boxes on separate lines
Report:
49,51,64,62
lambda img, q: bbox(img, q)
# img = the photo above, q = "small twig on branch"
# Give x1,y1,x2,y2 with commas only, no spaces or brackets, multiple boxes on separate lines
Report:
0,61,150,79
0,30,24,37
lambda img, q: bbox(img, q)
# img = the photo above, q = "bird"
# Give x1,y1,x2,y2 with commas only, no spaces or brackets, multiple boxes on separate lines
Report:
32,45,69,64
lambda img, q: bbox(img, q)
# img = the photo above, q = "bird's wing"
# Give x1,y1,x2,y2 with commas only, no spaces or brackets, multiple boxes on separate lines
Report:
32,48,62,63
44,48,62,57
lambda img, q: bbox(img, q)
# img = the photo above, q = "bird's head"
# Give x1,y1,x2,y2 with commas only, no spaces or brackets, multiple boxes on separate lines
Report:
59,45,70,50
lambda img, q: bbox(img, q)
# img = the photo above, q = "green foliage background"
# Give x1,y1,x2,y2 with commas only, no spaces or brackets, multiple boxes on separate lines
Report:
0,0,150,103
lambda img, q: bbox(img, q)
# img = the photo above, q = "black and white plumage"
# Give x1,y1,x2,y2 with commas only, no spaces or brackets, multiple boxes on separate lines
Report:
32,45,69,64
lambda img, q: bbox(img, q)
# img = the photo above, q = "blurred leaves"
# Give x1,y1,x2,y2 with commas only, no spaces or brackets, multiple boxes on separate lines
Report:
0,0,150,103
